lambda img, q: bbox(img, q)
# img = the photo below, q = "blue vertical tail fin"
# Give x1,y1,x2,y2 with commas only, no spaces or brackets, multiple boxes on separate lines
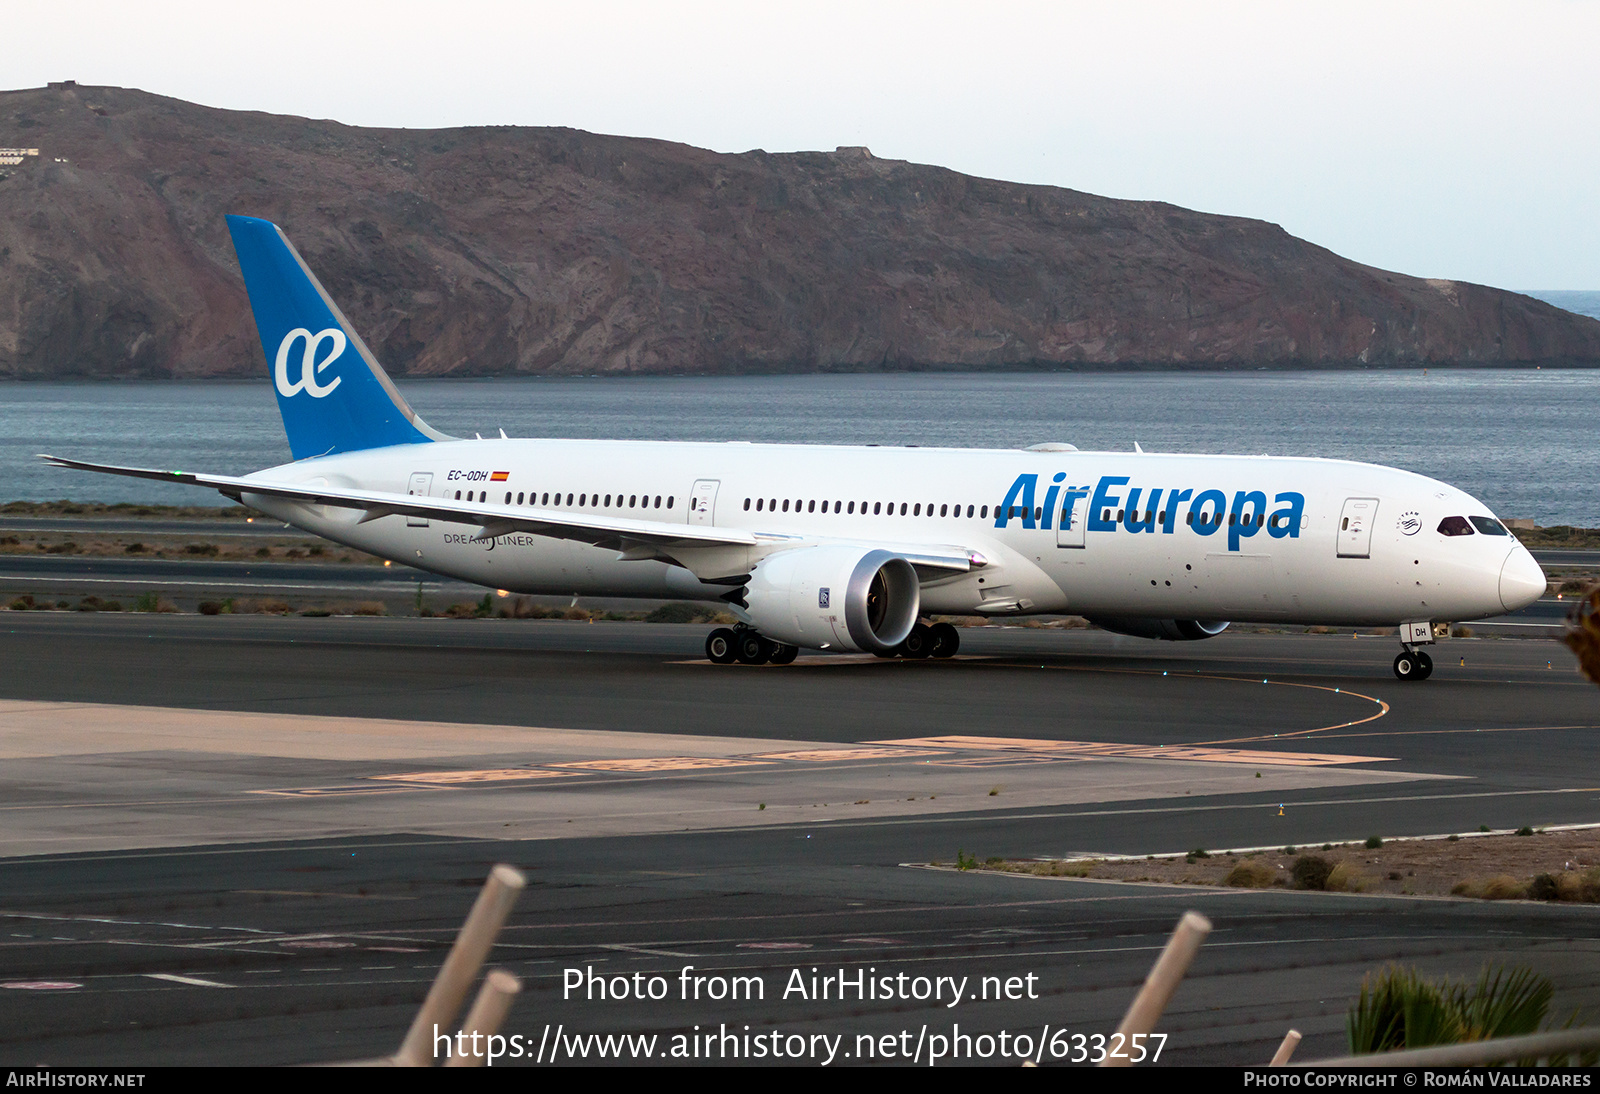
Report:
226,215,450,460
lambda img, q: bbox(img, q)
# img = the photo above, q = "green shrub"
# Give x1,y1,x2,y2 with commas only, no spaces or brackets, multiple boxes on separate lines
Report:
1366,835,1383,849
1528,874,1560,901
1348,964,1553,1055
1292,855,1333,890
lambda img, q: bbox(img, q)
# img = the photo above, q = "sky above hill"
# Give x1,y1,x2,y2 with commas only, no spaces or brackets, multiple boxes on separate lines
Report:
9,0,1597,290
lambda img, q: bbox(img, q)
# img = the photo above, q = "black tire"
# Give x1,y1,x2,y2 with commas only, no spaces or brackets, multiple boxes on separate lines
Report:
929,622,960,658
706,628,736,665
1393,652,1418,681
768,643,799,665
1416,650,1434,680
899,623,932,659
735,632,770,665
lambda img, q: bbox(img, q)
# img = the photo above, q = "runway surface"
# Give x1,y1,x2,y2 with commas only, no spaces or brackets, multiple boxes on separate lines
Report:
1,616,1597,1066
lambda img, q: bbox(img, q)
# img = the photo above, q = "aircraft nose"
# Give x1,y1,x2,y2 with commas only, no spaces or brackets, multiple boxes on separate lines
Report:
1499,546,1547,612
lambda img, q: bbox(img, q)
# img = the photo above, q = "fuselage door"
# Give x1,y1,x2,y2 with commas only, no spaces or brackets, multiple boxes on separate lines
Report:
1056,491,1088,549
689,479,720,526
1337,497,1378,558
406,472,433,527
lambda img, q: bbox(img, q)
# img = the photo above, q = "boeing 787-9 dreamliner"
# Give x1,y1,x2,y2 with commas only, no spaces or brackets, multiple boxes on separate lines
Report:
43,216,1547,681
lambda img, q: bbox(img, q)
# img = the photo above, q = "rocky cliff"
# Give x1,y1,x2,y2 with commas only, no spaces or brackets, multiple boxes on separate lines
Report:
3,84,1598,379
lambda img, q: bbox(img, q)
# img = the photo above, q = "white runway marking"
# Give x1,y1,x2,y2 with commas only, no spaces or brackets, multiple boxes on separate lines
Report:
144,973,233,988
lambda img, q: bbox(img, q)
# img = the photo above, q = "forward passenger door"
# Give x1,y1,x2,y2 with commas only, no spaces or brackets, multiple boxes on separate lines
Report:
1337,497,1378,558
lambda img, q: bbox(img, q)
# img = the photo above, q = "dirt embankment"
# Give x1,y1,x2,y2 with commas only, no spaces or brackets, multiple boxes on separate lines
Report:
971,828,1600,902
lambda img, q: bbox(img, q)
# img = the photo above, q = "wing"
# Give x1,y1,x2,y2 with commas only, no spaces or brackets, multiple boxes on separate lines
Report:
39,454,756,552
37,455,983,580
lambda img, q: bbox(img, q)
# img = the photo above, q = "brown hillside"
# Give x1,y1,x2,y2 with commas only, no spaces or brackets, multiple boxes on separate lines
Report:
3,84,1598,379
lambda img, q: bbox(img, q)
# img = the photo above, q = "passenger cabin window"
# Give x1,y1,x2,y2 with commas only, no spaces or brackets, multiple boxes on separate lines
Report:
1469,516,1509,536
1437,516,1474,537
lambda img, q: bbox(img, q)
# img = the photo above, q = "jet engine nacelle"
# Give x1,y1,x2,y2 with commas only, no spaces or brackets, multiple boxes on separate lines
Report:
1086,617,1230,641
742,545,920,653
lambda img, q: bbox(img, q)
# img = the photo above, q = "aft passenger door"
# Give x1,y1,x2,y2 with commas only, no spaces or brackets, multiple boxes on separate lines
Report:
1056,492,1087,549
406,472,434,527
688,479,719,526
1337,497,1378,558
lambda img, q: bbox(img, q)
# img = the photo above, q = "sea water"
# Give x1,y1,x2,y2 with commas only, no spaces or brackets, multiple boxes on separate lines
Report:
0,369,1594,526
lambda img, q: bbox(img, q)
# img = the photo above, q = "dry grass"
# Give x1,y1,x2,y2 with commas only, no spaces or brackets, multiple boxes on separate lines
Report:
1224,861,1276,888
1452,875,1528,900
1325,862,1370,893
0,531,383,565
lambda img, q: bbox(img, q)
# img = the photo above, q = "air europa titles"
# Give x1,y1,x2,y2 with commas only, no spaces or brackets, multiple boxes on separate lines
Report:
995,473,1306,553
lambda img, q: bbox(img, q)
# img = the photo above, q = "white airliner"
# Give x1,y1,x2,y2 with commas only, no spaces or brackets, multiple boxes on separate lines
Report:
44,216,1547,681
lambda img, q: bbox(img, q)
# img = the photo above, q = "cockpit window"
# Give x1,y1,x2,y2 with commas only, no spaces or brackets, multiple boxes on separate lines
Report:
1437,515,1474,537
1469,516,1509,536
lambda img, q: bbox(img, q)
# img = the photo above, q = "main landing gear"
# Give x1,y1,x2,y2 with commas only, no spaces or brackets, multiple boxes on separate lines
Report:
899,621,961,659
704,621,961,665
705,625,798,666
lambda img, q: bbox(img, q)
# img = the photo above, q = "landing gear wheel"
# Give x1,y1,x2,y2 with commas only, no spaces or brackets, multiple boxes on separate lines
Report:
1393,651,1420,681
735,632,770,665
872,648,899,658
768,643,799,665
899,623,932,659
706,628,736,665
929,622,960,658
1416,650,1433,680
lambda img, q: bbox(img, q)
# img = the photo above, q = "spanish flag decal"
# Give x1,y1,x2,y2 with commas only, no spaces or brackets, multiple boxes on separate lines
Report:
490,471,510,482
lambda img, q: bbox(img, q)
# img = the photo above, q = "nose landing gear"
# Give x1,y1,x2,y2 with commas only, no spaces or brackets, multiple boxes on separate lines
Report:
1393,649,1434,681
1392,620,1437,681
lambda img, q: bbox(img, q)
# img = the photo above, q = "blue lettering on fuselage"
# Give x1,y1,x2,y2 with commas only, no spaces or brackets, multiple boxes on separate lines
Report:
995,473,1304,551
